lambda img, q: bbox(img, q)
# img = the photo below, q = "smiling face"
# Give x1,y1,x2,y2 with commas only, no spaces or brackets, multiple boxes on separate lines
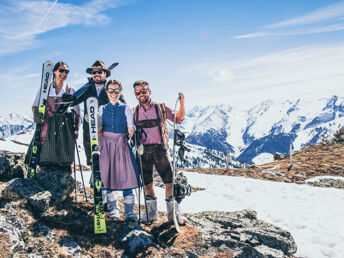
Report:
91,69,106,86
106,83,122,104
134,84,151,105
53,64,69,82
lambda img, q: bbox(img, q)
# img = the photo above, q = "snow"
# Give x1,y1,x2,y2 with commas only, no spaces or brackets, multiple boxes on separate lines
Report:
305,176,344,183
178,172,344,258
252,152,274,164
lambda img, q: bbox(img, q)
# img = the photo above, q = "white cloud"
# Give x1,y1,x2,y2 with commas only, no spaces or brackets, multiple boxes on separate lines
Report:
183,42,344,109
0,0,124,56
266,2,344,29
234,32,268,39
235,1,344,39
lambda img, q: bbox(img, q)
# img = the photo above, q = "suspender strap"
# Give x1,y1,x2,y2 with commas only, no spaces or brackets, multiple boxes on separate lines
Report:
153,103,164,146
134,104,164,145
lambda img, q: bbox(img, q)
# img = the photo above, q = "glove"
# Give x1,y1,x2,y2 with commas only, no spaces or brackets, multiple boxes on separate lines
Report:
62,93,76,102
33,108,43,124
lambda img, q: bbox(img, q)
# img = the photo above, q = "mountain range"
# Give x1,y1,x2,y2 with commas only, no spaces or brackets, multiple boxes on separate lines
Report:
1,95,343,166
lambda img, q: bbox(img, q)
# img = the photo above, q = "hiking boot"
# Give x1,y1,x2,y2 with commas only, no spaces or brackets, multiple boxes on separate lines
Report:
166,197,187,225
141,196,158,223
107,191,120,221
124,194,138,222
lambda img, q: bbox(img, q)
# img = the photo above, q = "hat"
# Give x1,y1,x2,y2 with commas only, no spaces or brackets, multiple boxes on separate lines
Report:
86,60,111,77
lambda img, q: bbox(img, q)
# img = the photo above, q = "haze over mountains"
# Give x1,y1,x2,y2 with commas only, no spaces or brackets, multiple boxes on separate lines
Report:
1,95,343,166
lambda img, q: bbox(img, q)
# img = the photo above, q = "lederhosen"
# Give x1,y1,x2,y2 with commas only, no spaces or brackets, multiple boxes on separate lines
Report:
134,104,173,185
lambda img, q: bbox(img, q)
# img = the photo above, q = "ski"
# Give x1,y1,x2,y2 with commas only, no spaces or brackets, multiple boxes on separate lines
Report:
57,62,119,115
86,97,107,234
28,61,54,179
171,96,181,232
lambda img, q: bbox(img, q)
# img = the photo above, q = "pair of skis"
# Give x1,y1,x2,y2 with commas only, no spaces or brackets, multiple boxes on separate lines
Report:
28,61,54,179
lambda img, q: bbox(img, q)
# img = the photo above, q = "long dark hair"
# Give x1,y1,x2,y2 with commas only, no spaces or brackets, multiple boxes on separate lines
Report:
53,61,68,72
53,61,69,81
105,79,126,103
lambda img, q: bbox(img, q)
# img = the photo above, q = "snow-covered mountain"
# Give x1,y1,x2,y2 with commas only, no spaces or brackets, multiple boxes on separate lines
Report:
180,95,344,164
0,113,34,139
1,95,344,166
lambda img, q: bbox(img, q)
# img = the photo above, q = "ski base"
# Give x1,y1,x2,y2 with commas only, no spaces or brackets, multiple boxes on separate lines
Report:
171,97,181,233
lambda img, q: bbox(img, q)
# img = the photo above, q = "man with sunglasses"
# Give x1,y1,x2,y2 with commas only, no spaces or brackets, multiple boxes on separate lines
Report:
132,80,187,225
63,60,112,165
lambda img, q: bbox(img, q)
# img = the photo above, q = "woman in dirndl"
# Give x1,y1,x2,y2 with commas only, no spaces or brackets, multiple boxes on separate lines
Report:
99,79,139,221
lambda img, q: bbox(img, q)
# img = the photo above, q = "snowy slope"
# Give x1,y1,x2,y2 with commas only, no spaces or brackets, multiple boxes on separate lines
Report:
0,112,34,139
183,95,344,163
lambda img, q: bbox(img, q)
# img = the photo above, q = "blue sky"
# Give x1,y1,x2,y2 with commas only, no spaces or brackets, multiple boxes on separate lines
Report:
1,0,344,116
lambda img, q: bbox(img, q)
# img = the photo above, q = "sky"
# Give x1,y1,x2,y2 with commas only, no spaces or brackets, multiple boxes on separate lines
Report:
1,0,344,116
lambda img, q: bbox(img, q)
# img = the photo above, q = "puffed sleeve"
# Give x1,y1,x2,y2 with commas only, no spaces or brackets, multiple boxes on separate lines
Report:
125,105,134,128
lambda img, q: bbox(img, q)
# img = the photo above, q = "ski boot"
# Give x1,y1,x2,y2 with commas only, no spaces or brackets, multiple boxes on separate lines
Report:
166,197,187,225
141,196,158,223
107,191,120,221
124,194,138,222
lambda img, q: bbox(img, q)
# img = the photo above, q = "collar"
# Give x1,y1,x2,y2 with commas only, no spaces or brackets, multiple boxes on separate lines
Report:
139,99,153,111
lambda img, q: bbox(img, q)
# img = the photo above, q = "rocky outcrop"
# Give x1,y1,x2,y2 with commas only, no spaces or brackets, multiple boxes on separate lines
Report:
1,167,74,214
185,209,297,257
0,151,26,180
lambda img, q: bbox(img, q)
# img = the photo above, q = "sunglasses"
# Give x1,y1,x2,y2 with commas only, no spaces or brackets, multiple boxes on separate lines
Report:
92,70,103,75
58,68,69,74
135,89,149,96
107,88,121,94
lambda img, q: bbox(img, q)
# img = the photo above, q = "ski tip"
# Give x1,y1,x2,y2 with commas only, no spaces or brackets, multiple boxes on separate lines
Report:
107,62,119,71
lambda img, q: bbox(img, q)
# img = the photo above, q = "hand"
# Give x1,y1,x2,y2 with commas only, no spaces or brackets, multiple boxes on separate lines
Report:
128,127,135,138
62,93,76,102
98,131,103,139
179,92,184,105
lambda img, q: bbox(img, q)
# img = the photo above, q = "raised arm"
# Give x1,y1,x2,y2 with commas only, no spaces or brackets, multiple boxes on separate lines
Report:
176,92,185,122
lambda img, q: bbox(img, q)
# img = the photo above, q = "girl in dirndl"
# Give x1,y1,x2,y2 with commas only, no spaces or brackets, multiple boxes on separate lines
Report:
99,79,139,221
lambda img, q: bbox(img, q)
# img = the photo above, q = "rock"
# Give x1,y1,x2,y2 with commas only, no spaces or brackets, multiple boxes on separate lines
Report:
36,224,56,243
58,237,83,257
0,214,26,252
312,179,344,189
35,166,74,205
118,221,158,254
28,191,52,213
0,151,26,180
185,209,297,257
273,153,286,161
1,166,74,213
1,178,45,201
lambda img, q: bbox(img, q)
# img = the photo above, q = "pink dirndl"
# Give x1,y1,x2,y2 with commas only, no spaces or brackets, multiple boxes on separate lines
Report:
99,131,139,190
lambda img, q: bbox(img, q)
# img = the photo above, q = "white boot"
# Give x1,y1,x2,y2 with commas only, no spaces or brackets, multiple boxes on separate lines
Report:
124,194,138,222
107,191,120,221
166,198,187,225
141,197,158,223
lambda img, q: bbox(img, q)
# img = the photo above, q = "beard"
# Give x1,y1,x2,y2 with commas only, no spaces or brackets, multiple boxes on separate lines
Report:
94,78,106,85
139,95,150,105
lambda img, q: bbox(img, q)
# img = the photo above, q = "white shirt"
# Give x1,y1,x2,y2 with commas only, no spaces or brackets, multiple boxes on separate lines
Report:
95,85,104,97
32,83,80,114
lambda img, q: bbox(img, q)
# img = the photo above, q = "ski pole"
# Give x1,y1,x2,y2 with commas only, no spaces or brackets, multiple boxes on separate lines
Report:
75,140,88,202
73,159,77,201
135,132,151,225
